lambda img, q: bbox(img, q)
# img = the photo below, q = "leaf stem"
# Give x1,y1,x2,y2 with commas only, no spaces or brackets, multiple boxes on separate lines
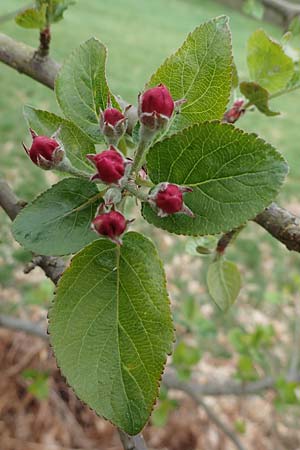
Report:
216,226,245,256
125,183,148,202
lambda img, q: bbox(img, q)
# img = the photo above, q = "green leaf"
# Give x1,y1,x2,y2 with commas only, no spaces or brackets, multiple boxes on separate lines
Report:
243,0,264,20
247,29,294,93
146,16,232,131
49,232,174,435
142,122,288,236
49,0,76,23
207,257,241,311
232,62,239,89
15,6,47,29
24,106,95,172
55,38,115,143
12,178,100,256
289,16,300,37
240,81,279,116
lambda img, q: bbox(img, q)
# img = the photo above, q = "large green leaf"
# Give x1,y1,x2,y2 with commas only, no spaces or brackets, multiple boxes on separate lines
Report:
12,178,100,256
146,16,232,131
15,6,47,29
55,38,113,143
240,81,279,116
247,29,294,93
142,122,288,235
207,257,241,311
49,232,174,435
24,106,95,172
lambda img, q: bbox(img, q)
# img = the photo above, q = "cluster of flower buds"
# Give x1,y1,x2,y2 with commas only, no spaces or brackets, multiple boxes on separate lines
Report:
138,84,186,133
23,128,65,170
148,182,194,218
86,146,131,185
99,97,128,145
223,99,245,124
92,210,128,245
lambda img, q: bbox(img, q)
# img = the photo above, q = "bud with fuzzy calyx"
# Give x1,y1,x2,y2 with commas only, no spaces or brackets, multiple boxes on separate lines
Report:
92,210,127,245
148,182,194,218
23,128,65,170
86,146,131,185
99,97,127,145
138,84,186,133
223,99,245,124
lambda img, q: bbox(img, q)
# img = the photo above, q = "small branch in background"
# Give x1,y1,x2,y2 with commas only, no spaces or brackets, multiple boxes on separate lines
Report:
118,430,148,450
37,27,51,58
216,227,244,255
0,314,48,340
0,32,60,89
255,202,300,253
0,179,26,220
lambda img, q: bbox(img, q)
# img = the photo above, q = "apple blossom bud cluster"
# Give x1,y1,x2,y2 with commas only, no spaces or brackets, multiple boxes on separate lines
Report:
148,183,194,218
23,128,65,170
223,99,245,124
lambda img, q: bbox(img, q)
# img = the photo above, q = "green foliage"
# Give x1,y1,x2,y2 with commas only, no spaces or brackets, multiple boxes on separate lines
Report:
240,81,279,116
243,0,264,20
275,378,300,409
247,29,294,93
22,369,50,400
143,122,287,236
151,388,177,427
55,38,116,143
207,256,241,311
173,341,201,380
24,106,95,172
12,178,100,256
15,5,47,29
147,16,232,132
49,232,174,435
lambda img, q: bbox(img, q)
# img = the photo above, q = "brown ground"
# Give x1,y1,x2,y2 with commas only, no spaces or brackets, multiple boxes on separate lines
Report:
1,328,300,450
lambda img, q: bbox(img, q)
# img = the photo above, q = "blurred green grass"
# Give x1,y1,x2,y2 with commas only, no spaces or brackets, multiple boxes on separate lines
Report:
1,0,300,307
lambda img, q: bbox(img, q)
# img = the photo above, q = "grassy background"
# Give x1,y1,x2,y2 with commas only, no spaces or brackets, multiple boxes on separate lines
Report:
1,0,300,309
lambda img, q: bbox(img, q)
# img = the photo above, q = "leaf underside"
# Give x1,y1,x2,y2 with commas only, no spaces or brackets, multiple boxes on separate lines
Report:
49,232,174,435
207,258,241,311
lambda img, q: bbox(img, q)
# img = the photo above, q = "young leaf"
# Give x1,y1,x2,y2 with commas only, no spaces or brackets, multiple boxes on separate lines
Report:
207,257,241,311
55,38,115,142
142,122,288,236
240,81,279,116
12,178,100,256
247,29,294,93
243,0,264,20
146,16,232,131
49,232,174,435
15,6,47,29
49,0,76,23
24,106,95,172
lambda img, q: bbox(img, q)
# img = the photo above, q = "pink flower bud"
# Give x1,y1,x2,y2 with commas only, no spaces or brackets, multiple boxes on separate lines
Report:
87,146,126,184
92,211,127,244
223,99,245,124
100,106,127,145
23,128,64,170
149,183,194,218
138,84,176,131
141,84,174,117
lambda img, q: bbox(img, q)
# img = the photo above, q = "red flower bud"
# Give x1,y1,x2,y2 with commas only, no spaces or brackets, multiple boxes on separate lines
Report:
87,146,126,184
100,106,127,145
156,184,183,214
92,211,127,244
103,108,125,126
223,99,245,124
149,182,194,218
23,128,64,170
141,84,174,118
